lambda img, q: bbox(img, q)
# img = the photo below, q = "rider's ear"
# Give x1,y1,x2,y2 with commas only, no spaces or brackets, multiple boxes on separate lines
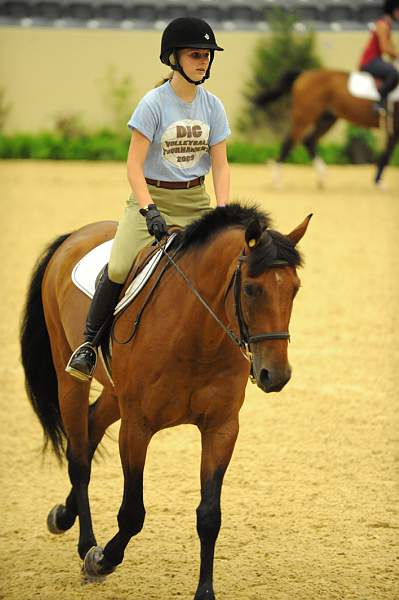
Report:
245,219,263,249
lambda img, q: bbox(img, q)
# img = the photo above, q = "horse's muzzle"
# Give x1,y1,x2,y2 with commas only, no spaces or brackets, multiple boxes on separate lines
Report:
257,366,292,393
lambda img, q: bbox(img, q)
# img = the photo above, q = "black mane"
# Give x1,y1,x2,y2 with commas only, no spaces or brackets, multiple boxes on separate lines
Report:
177,203,270,248
172,203,303,274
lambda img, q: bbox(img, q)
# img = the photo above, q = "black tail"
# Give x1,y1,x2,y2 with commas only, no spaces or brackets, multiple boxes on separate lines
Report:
254,69,302,107
20,233,72,461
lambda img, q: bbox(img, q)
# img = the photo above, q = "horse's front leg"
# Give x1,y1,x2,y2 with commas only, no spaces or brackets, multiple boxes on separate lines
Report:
83,417,151,579
194,418,239,600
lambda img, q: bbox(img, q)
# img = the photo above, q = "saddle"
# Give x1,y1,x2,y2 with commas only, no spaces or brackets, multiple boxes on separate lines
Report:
71,232,179,382
348,71,399,102
72,232,178,314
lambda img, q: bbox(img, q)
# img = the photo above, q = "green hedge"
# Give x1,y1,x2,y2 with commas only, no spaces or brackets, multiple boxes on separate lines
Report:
0,131,129,161
0,131,398,165
226,141,350,165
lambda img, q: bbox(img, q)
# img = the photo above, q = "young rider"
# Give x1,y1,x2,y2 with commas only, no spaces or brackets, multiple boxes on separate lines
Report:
66,17,231,382
359,0,399,114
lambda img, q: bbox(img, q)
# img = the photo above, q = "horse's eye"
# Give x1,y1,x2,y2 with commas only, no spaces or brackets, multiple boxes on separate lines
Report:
243,283,260,298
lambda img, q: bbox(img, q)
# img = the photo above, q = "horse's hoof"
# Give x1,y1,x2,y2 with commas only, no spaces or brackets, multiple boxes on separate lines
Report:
47,504,67,535
83,546,115,582
194,586,216,600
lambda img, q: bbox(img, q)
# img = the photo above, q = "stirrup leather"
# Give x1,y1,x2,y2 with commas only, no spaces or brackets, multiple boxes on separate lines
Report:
373,101,387,116
65,342,98,382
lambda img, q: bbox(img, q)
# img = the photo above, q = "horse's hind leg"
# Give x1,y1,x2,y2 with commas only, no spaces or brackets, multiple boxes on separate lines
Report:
47,388,93,536
303,111,337,159
83,417,151,578
272,117,316,188
56,375,99,559
48,383,120,557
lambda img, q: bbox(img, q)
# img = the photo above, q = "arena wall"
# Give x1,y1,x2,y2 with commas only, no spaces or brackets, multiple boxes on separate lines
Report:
0,26,396,139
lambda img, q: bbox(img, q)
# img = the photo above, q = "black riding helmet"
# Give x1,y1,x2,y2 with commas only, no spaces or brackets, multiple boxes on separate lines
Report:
384,0,399,17
160,17,224,85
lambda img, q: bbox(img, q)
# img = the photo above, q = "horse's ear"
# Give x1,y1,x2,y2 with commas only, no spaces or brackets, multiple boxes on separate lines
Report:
286,214,313,246
245,219,264,249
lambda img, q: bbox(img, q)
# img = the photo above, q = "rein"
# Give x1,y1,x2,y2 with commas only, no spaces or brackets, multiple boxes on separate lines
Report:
155,239,291,383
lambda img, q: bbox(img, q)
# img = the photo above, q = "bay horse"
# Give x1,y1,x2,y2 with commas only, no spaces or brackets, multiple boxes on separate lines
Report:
20,204,311,599
255,68,399,187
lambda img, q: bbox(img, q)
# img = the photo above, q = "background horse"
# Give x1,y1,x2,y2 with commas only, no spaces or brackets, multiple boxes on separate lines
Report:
255,68,399,187
20,204,310,600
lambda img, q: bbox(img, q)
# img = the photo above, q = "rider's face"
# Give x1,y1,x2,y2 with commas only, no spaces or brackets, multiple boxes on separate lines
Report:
178,48,211,82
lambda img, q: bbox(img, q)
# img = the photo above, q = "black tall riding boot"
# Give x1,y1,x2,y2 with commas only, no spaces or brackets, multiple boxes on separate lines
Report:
374,80,396,115
66,266,123,382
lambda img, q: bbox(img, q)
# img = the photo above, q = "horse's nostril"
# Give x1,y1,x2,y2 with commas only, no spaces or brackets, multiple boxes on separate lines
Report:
259,367,291,392
260,369,270,385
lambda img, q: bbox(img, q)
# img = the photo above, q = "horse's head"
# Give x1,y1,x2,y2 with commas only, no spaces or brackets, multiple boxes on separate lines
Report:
238,214,312,393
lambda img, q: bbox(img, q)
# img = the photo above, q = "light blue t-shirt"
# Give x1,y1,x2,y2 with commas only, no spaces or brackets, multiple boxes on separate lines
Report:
128,81,231,181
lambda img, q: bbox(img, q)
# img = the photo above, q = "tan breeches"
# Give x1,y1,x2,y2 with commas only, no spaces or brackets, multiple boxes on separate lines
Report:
108,183,211,283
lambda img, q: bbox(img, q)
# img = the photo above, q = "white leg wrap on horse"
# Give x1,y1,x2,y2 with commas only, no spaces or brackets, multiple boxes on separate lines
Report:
270,160,283,189
313,157,327,187
375,179,389,192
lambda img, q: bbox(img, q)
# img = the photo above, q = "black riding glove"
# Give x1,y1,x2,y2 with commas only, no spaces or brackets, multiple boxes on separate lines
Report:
140,204,167,241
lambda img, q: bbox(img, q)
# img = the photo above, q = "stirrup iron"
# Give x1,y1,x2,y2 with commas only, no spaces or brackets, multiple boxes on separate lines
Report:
65,342,98,382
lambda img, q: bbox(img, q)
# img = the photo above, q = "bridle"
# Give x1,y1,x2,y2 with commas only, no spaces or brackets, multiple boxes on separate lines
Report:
156,241,291,383
231,254,290,382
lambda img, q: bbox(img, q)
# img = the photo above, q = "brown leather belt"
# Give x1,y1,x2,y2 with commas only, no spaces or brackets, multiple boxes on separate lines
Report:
145,176,204,190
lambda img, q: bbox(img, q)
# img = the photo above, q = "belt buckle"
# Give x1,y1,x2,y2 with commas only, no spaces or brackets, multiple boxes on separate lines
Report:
156,180,161,188
186,180,190,189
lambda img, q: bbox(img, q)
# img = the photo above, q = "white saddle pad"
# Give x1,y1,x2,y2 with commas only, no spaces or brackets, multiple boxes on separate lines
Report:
348,71,399,102
71,233,177,315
